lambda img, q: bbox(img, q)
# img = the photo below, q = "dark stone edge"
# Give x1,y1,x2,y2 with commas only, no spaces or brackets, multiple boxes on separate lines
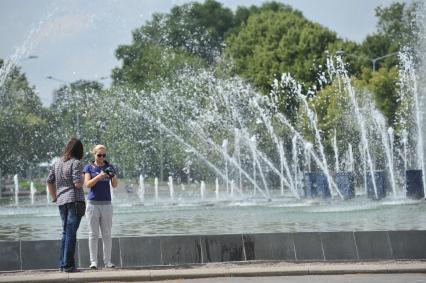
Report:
2,230,426,271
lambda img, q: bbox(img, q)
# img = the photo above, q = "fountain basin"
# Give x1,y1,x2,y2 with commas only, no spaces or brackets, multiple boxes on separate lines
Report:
4,192,425,242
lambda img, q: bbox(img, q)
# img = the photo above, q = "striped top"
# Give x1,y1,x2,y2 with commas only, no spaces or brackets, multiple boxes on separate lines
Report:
46,157,85,206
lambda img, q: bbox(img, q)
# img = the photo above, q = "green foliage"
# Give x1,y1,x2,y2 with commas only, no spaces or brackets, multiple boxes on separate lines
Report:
50,80,109,155
360,1,418,70
0,62,55,175
359,67,399,126
225,8,339,93
296,78,358,154
190,0,234,42
348,1,419,135
230,2,302,36
113,43,205,90
375,2,419,49
1,0,420,181
112,0,234,90
144,0,233,60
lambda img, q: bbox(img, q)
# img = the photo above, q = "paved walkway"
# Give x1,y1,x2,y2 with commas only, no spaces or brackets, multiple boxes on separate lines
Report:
1,260,426,283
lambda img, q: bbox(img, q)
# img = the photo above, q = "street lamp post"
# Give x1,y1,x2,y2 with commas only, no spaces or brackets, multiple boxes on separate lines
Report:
371,52,398,72
46,75,69,84
336,50,399,72
20,55,38,61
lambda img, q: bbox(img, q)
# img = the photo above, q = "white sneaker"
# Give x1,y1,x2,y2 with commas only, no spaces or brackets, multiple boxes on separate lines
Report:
105,262,115,268
89,262,97,269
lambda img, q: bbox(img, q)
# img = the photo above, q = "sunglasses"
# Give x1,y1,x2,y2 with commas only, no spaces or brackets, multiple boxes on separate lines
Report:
97,154,106,158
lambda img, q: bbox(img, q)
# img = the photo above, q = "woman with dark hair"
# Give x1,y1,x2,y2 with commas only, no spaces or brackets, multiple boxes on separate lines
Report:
47,138,85,273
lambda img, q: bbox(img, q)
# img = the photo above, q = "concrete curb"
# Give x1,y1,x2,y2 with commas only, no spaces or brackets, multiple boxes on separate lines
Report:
1,261,426,283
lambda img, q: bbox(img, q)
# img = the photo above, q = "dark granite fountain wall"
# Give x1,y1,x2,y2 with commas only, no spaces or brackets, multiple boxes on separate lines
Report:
1,230,426,271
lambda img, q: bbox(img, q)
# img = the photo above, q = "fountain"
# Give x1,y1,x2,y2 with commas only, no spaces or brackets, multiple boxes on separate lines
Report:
154,177,159,202
399,51,426,198
13,174,18,206
168,176,174,200
215,177,219,200
0,1,426,246
110,179,114,202
200,181,206,200
30,181,36,205
222,139,229,195
138,174,145,202
46,183,50,204
1,47,425,240
0,5,57,93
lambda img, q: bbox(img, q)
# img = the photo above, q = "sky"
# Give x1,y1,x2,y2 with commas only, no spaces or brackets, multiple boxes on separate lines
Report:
0,0,402,106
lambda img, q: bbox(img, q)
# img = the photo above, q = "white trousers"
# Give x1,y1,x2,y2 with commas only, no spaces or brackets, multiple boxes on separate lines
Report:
86,203,113,265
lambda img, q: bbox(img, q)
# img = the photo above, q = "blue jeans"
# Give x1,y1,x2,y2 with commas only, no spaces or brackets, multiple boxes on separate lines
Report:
59,202,82,271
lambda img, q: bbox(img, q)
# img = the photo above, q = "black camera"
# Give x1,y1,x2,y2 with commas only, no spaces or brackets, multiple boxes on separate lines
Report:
104,166,115,178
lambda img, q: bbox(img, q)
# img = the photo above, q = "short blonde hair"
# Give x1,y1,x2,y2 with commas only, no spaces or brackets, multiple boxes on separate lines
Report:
92,144,106,155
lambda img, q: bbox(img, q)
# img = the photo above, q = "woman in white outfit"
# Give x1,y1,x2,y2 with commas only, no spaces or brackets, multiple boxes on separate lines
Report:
83,144,118,269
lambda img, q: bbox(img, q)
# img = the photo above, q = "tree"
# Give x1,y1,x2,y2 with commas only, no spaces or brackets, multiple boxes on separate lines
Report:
230,2,303,36
112,0,235,90
0,60,54,175
356,1,419,129
360,67,399,126
225,8,340,93
360,1,419,70
50,80,106,150
112,42,205,90
376,2,419,48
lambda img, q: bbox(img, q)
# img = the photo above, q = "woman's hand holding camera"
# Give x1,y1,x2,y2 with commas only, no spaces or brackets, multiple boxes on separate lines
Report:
97,171,108,180
97,167,115,180
104,167,116,178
